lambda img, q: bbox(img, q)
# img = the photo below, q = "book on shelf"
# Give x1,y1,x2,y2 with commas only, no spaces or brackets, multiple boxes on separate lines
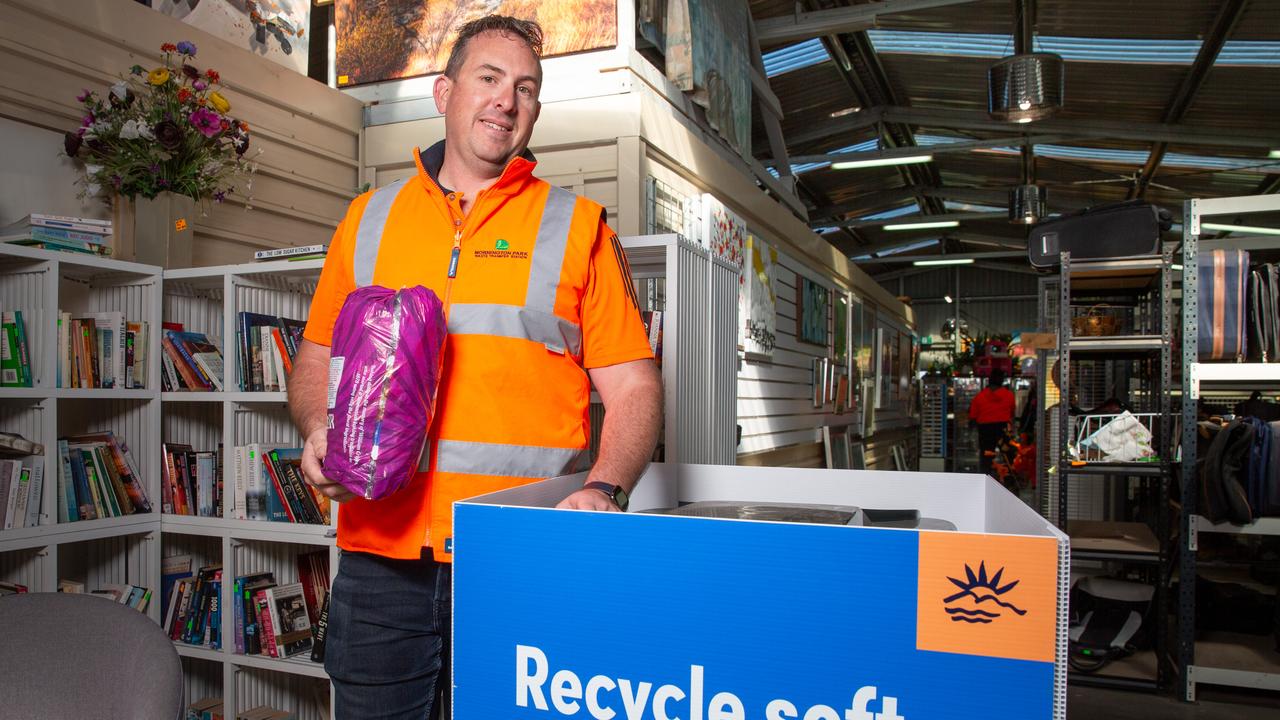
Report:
162,444,222,517
236,312,304,392
3,213,111,235
237,707,296,720
254,244,327,261
161,554,193,622
0,581,29,595
295,550,330,626
89,582,151,612
3,230,113,256
232,445,328,525
56,433,151,522
0,431,44,457
0,310,33,387
171,563,221,646
186,697,224,720
233,571,276,656
641,310,664,366
57,579,84,593
265,582,313,658
161,329,223,392
0,456,43,530
309,589,330,663
57,312,149,389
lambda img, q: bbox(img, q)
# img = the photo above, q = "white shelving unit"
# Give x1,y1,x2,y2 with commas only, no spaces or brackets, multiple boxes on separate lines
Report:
0,243,164,625
1179,192,1280,702
162,258,337,720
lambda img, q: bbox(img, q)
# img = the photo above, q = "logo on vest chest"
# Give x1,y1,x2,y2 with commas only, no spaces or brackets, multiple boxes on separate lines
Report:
473,238,529,260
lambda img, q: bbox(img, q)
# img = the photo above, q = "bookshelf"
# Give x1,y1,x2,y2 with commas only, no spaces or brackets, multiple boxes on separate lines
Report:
0,243,164,630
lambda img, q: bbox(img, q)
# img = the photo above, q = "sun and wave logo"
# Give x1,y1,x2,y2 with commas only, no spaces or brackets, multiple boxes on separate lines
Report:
943,561,1027,624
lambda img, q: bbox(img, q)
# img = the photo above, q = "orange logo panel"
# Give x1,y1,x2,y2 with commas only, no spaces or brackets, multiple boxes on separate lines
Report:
917,531,1058,663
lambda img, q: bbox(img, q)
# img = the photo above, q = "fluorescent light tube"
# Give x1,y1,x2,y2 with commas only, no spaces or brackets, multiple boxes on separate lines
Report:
1202,222,1280,236
944,295,954,303
830,154,933,170
883,220,960,231
913,258,975,267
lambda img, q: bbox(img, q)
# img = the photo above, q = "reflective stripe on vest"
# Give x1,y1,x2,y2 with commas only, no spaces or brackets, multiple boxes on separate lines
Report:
435,439,587,479
352,181,581,353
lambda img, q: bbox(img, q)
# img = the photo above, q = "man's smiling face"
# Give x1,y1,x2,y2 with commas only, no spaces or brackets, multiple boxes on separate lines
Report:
434,30,542,178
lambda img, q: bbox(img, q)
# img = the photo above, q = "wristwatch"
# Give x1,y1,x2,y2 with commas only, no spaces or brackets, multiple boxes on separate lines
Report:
582,481,629,511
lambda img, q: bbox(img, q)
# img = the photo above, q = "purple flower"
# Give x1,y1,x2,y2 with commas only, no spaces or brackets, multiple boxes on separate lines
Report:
63,131,83,157
110,175,123,190
76,88,91,102
153,120,183,150
214,190,226,203
234,134,250,155
193,80,208,91
148,163,160,174
176,41,197,56
80,113,94,127
188,108,222,138
158,178,170,188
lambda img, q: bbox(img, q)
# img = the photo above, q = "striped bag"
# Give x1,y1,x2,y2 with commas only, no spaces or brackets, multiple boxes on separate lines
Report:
1198,249,1249,361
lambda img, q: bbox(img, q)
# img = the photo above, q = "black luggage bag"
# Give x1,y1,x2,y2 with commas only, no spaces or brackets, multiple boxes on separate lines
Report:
1028,200,1172,268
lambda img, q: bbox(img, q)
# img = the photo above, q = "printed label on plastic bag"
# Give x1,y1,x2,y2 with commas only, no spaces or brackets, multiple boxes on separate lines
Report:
327,356,345,409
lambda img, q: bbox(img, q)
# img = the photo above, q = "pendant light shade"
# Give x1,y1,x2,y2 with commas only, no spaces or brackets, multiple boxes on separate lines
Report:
1010,184,1047,224
988,53,1064,122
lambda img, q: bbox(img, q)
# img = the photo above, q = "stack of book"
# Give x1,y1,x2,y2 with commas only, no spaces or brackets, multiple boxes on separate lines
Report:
161,323,223,391
56,311,149,389
0,310,33,387
186,698,224,720
161,443,223,517
238,707,296,720
231,445,329,525
2,213,112,256
0,581,27,595
0,455,45,530
56,432,153,522
163,562,223,648
230,551,330,662
236,312,305,392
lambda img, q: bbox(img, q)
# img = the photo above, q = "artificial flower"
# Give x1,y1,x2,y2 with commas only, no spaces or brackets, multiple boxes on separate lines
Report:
188,108,222,138
63,131,82,157
209,91,230,113
205,69,220,84
161,43,177,53
76,88,91,102
176,41,197,56
182,64,200,82
193,80,208,92
153,119,183,150
148,68,171,85
119,118,153,141
177,87,192,104
110,81,129,102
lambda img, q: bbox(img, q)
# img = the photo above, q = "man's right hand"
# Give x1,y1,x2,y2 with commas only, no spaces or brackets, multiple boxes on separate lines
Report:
300,428,355,503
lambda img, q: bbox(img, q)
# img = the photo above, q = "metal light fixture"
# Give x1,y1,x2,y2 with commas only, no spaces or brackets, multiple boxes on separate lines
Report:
1009,184,1047,224
914,258,975,267
830,154,933,170
883,220,960,232
988,52,1064,123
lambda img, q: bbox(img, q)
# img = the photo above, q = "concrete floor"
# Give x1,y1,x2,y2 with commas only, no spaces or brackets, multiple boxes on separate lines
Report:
1069,686,1280,719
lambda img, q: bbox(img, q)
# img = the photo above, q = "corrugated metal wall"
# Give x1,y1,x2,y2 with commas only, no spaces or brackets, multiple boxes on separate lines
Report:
890,267,1041,339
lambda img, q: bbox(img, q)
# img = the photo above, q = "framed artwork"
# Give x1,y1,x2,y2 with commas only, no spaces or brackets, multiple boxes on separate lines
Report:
823,426,853,470
740,235,778,358
849,441,867,470
812,357,828,408
335,0,617,86
154,0,310,74
797,276,829,346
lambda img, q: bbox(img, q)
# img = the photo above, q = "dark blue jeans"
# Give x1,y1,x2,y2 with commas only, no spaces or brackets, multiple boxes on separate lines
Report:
325,550,451,719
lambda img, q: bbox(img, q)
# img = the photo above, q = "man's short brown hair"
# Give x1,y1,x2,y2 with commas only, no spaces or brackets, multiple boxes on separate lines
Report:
443,16,544,79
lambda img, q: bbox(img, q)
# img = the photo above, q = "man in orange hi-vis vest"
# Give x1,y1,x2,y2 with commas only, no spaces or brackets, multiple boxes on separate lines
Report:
287,16,662,719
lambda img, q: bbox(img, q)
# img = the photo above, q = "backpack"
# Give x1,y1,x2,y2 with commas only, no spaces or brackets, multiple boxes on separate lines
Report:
1200,420,1255,525
1069,576,1154,672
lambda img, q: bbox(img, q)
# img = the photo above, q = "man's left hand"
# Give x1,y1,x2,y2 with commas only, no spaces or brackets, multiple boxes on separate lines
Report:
556,488,620,511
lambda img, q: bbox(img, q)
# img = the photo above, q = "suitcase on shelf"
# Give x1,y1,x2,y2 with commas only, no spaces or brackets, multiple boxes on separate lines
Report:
1027,200,1171,268
1198,249,1249,361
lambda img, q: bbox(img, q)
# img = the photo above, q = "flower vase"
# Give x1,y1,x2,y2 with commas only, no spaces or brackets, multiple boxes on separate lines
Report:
116,192,196,268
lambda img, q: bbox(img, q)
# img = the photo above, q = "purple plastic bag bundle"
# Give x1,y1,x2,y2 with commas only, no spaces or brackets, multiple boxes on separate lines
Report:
325,285,447,500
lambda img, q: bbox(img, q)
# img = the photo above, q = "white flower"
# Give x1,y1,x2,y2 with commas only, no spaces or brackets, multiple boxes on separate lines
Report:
111,81,128,101
85,164,102,177
119,118,153,140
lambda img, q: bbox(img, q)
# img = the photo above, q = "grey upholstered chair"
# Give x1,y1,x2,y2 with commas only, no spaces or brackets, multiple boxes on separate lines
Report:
0,592,183,719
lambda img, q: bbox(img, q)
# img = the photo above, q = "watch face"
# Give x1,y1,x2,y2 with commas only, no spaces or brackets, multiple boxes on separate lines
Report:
613,485,630,511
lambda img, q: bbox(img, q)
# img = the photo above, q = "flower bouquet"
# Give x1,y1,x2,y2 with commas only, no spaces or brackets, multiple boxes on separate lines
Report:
63,41,256,204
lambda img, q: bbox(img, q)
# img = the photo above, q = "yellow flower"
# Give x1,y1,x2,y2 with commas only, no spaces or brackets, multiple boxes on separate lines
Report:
147,68,171,85
208,91,230,113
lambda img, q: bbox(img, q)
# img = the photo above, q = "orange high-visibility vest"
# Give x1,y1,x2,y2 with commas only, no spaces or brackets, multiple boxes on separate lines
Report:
303,142,651,561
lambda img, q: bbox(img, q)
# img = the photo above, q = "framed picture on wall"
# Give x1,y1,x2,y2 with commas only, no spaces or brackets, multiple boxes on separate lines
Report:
796,276,829,346
823,426,853,469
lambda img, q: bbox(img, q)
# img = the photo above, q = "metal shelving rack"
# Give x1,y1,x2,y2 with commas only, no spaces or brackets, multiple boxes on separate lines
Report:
1057,249,1175,691
1178,193,1280,702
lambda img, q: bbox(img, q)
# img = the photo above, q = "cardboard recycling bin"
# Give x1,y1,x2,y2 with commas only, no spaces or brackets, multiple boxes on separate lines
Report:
454,463,1068,719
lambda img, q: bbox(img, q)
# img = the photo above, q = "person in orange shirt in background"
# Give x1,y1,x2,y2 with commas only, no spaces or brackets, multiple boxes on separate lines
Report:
287,16,661,719
969,368,1017,476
